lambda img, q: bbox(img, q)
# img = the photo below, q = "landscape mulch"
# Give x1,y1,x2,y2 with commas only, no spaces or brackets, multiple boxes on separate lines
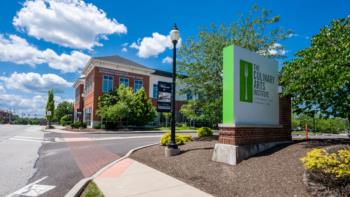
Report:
131,138,350,197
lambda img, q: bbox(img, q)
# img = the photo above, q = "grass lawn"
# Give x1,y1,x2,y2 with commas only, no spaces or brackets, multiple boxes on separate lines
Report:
80,181,104,197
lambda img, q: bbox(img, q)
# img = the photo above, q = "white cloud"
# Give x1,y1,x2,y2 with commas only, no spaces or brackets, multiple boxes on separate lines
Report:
0,94,46,117
162,56,172,64
257,43,286,57
0,34,90,73
121,47,128,52
268,43,286,56
0,84,5,93
130,32,181,58
13,0,127,50
0,72,72,94
0,94,72,117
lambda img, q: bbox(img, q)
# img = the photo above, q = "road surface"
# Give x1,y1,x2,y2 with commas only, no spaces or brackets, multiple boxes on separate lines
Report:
0,124,161,197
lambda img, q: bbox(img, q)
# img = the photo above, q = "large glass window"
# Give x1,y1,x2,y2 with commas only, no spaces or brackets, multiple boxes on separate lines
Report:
186,91,193,100
120,77,129,87
102,75,113,93
134,79,143,92
85,75,93,94
153,84,158,98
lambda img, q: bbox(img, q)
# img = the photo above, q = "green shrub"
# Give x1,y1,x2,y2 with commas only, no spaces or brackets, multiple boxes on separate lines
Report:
196,127,213,137
70,121,87,129
93,123,101,129
60,115,73,126
160,132,192,146
301,145,350,196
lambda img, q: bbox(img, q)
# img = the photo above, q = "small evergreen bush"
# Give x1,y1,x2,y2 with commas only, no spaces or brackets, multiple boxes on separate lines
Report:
60,115,72,126
70,121,87,129
196,127,213,137
93,123,102,129
160,132,192,146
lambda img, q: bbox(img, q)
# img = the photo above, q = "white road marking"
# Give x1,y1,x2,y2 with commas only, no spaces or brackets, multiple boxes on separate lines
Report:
6,176,56,197
56,135,162,142
8,136,52,143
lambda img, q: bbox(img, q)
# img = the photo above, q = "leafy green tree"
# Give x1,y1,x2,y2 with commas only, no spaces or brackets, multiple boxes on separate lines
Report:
55,101,73,124
46,89,55,128
97,85,156,127
281,17,350,134
129,88,156,126
178,5,291,127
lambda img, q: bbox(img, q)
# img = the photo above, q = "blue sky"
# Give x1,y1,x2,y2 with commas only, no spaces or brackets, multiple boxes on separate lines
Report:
0,0,349,117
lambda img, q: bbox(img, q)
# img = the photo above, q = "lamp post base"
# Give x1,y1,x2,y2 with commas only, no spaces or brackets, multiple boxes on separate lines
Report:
165,146,180,157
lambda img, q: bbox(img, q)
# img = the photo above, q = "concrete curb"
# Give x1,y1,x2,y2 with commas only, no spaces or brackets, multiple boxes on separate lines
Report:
65,142,159,197
48,128,196,135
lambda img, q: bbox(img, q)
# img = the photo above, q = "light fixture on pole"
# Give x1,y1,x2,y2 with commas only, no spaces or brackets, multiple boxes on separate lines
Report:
165,24,181,157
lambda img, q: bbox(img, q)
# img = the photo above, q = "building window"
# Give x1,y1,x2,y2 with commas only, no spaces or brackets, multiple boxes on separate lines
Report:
84,107,92,127
85,75,93,94
102,75,113,93
186,91,193,100
134,79,143,92
153,84,158,98
120,77,129,87
75,88,80,101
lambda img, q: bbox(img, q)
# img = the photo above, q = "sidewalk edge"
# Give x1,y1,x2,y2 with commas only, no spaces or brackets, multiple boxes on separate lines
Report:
64,142,158,197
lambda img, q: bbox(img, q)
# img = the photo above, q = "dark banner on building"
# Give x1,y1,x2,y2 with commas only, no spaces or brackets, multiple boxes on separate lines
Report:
157,81,172,112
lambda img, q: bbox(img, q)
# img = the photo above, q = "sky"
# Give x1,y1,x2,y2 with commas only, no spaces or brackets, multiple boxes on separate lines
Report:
0,0,349,117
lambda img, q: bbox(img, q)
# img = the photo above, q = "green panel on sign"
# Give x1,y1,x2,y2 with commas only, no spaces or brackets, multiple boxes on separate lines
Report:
223,45,234,124
239,59,253,103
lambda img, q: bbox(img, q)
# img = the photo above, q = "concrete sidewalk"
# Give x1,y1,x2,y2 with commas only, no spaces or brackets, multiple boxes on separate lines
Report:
94,158,212,197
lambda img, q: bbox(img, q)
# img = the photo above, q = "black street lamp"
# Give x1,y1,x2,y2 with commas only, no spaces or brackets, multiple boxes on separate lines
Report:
165,24,181,156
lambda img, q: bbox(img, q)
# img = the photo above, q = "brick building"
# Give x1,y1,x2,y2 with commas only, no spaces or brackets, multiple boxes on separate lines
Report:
0,110,13,123
73,55,191,127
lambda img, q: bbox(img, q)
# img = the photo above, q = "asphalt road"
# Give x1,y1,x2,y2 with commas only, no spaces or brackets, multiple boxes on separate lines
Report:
0,125,45,196
0,124,161,197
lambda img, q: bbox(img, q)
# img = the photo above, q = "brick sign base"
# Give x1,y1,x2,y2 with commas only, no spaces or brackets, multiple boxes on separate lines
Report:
212,96,292,165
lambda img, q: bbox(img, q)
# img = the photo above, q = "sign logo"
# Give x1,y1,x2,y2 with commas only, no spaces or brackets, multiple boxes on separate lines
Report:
239,59,253,103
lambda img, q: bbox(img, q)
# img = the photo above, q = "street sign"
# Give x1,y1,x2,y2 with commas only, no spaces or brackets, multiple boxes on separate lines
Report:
46,111,52,116
157,81,172,112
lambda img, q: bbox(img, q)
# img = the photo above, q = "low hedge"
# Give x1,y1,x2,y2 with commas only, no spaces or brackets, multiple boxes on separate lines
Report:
196,127,213,137
60,115,72,126
301,145,350,196
70,121,87,129
160,132,192,146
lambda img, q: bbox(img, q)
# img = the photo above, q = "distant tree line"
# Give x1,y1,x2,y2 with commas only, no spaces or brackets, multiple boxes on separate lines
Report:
292,114,348,134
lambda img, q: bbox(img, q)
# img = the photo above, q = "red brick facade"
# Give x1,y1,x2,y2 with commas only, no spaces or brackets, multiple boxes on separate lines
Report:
218,96,292,145
75,66,187,125
74,84,84,121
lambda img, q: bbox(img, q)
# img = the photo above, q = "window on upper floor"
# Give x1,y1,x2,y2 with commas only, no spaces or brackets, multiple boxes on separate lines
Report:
134,79,143,92
75,88,80,101
152,84,158,98
120,77,129,87
85,75,93,94
102,75,113,93
186,91,193,100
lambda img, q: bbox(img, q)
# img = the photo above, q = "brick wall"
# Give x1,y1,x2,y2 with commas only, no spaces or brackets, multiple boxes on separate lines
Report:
218,96,292,145
74,84,84,121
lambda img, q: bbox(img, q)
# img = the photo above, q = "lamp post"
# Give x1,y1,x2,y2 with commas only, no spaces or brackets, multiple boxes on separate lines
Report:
165,24,181,157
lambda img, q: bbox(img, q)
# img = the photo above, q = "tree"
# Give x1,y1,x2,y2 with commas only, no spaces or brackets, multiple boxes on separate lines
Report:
46,89,55,128
55,101,73,124
281,17,350,135
97,85,156,127
178,5,291,127
129,88,156,126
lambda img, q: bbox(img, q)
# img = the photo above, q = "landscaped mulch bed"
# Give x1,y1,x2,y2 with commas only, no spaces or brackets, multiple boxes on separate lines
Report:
131,138,350,197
